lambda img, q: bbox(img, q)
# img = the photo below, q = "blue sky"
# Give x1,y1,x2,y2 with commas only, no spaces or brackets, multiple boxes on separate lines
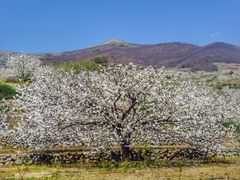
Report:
0,0,240,53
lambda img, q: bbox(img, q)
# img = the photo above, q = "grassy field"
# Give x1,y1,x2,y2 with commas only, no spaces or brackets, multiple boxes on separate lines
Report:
0,163,239,179
0,157,240,179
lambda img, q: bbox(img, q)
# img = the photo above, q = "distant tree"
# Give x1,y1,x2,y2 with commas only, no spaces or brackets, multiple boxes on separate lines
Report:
1,64,239,159
6,54,42,82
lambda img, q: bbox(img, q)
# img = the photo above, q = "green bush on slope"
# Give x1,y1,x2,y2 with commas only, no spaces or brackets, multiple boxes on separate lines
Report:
0,83,16,100
56,60,101,73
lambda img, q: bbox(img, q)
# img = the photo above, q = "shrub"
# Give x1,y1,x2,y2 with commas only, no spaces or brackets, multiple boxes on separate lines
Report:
228,84,240,89
57,60,100,73
91,56,108,65
223,120,240,135
214,83,240,90
78,60,101,71
0,84,16,100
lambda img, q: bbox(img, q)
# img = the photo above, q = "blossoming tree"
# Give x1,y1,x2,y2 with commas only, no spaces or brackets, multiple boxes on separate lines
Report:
1,64,239,159
6,54,42,82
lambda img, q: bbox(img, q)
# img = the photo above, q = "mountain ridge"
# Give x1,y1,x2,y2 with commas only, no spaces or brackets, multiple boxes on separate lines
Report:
1,41,240,71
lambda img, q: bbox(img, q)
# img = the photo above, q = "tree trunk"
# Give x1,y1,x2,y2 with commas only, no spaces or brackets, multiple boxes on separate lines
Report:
121,142,131,161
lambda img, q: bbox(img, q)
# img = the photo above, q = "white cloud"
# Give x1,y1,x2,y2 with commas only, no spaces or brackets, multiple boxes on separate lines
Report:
210,32,221,38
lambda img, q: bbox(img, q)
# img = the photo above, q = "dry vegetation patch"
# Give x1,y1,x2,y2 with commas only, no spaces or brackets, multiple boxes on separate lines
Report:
0,157,240,180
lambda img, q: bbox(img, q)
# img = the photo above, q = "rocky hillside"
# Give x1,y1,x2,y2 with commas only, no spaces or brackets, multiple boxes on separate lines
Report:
180,42,240,71
40,40,200,68
40,40,240,71
2,40,240,71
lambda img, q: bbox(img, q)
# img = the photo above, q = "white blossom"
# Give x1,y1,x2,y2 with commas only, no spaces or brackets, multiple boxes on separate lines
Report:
0,64,239,158
6,54,42,81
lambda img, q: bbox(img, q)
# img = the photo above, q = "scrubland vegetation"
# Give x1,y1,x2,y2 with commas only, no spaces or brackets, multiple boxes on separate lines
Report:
0,55,240,179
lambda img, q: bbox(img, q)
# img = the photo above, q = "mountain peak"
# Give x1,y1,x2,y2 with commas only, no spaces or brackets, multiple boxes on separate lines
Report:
101,39,128,46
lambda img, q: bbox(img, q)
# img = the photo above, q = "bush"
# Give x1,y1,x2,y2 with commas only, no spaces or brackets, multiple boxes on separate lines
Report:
214,83,240,90
56,60,100,73
223,120,240,135
91,56,108,65
0,103,11,113
0,84,16,100
228,84,240,89
78,60,101,71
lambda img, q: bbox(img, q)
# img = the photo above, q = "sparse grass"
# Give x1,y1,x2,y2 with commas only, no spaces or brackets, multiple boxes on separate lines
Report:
0,157,240,179
0,146,30,154
0,146,18,154
0,77,25,87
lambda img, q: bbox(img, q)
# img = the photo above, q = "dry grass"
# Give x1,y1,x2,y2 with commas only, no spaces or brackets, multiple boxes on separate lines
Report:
0,157,240,179
214,63,240,70
0,164,239,179
0,146,17,154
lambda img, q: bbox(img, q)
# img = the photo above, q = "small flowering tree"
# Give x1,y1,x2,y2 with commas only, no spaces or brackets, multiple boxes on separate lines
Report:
6,54,42,82
1,64,239,159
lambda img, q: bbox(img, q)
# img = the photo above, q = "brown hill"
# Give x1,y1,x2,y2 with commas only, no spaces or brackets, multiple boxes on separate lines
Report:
179,42,240,71
40,40,240,71
41,40,199,66
2,40,240,71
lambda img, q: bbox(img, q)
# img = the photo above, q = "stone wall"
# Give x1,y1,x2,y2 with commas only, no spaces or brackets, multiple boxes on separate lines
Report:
0,154,24,166
0,147,239,166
